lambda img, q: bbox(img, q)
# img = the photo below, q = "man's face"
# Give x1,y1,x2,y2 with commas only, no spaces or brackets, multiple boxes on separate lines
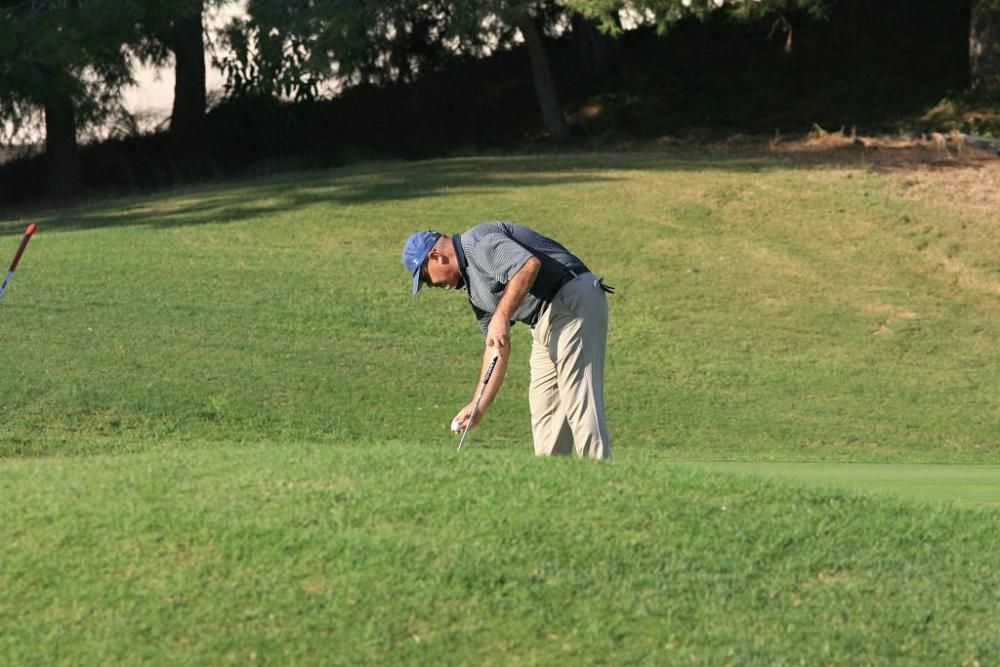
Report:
421,251,460,290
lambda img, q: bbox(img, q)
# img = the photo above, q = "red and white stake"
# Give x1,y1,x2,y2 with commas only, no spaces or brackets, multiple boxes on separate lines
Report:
0,223,37,303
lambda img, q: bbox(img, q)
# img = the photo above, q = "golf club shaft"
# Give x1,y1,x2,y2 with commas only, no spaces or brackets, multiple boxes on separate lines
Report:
0,224,36,301
457,351,500,451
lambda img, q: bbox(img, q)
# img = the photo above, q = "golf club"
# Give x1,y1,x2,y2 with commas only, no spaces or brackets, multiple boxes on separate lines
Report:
456,348,500,452
0,223,37,304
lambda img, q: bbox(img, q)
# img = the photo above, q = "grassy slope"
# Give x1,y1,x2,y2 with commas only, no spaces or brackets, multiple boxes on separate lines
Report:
1,150,998,462
1,150,999,663
1,444,997,666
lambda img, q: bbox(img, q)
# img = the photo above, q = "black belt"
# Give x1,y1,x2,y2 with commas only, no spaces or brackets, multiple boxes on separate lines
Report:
552,267,616,297
530,268,615,327
552,267,585,296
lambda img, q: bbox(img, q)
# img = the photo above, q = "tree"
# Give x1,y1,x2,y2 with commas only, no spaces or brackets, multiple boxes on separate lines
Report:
594,0,989,94
0,1,138,197
971,0,1000,90
565,0,828,40
170,2,208,145
131,1,213,147
219,0,574,139
218,0,365,100
401,0,572,139
517,8,571,139
438,0,572,139
220,0,842,142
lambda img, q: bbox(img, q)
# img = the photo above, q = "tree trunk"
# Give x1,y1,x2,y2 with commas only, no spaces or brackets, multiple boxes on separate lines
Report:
43,82,81,198
971,0,1000,90
170,4,207,146
518,13,570,141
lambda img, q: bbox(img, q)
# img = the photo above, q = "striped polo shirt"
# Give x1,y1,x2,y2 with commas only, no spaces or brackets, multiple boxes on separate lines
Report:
455,221,588,337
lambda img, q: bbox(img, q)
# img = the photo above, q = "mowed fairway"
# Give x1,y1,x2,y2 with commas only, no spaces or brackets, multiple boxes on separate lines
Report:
1,149,998,664
685,462,1000,509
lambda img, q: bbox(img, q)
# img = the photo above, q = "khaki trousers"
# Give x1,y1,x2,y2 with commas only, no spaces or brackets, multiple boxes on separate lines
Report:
529,272,612,459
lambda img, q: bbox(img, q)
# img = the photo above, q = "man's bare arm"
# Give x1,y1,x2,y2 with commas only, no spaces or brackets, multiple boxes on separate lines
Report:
486,256,541,350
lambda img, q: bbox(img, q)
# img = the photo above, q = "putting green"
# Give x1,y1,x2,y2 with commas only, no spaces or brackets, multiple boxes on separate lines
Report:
682,462,1000,509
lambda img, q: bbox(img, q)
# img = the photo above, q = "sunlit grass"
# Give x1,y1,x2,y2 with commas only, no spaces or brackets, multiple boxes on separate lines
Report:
1,443,998,665
1,149,998,664
2,151,998,462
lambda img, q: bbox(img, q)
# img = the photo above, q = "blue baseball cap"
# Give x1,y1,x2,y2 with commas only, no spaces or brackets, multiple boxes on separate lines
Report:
402,230,441,294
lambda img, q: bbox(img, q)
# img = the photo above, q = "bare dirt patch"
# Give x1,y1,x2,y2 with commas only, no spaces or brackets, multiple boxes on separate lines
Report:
771,127,997,169
765,128,1000,302
769,127,999,223
882,155,1000,223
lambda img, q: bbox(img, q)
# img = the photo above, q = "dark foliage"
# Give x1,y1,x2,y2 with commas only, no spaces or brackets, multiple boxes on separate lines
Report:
565,0,970,134
0,0,974,206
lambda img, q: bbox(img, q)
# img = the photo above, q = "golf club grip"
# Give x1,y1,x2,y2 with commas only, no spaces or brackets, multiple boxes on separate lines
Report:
8,225,36,273
481,355,499,385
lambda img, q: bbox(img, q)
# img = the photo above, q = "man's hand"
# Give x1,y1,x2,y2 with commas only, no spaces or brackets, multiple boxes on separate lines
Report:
486,317,511,350
453,346,510,434
453,401,486,432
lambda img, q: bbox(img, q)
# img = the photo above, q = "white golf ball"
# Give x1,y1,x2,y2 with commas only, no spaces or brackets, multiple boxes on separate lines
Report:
450,419,462,433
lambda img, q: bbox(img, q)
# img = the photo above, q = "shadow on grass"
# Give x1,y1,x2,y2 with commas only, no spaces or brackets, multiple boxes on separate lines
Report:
0,155,629,235
1,144,992,236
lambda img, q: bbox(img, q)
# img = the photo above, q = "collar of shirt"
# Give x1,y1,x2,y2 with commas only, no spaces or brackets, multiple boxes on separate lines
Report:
452,234,469,291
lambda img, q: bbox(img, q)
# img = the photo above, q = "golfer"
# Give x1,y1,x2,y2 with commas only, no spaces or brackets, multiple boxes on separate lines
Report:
402,222,614,459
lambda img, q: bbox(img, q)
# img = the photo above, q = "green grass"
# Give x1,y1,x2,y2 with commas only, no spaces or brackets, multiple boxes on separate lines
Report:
3,152,999,463
683,462,1000,509
1,444,997,665
2,149,999,663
